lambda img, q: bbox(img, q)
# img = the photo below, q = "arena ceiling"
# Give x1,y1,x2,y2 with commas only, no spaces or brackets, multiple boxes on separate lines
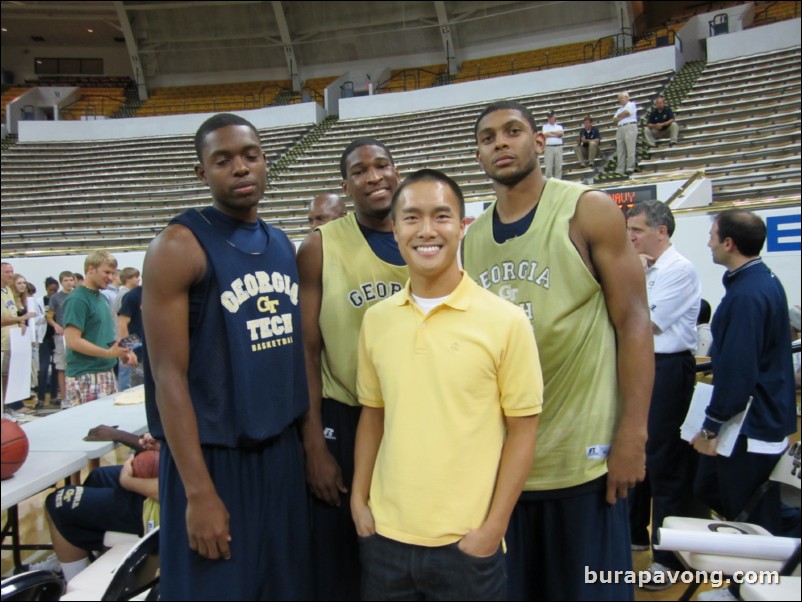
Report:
1,1,622,79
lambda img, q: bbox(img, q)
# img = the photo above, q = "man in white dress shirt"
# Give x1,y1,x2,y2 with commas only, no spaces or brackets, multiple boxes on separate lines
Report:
613,92,638,176
627,200,702,589
541,110,564,179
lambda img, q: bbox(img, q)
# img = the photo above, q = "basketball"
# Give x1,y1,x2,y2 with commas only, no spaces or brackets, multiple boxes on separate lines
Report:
1,418,30,480
131,450,159,479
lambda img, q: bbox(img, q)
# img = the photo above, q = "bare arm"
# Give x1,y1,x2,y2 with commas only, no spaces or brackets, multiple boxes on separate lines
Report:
84,425,145,452
459,414,539,557
143,224,231,561
64,325,131,361
119,456,159,501
1,315,28,327
350,405,384,536
574,191,653,505
296,230,347,505
118,314,131,339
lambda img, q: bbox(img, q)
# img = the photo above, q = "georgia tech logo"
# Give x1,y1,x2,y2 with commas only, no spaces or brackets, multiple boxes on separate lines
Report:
498,284,519,302
219,271,299,352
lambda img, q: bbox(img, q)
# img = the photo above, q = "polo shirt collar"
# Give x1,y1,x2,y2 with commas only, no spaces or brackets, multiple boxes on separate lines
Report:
395,271,472,312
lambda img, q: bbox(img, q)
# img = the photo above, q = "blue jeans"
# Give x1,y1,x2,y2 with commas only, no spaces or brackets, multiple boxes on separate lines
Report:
360,533,506,601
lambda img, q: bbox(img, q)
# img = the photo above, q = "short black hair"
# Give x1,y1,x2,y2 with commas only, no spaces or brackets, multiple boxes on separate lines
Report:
714,210,766,257
627,200,675,237
45,276,58,288
474,100,537,139
339,137,394,179
194,113,260,161
391,169,465,220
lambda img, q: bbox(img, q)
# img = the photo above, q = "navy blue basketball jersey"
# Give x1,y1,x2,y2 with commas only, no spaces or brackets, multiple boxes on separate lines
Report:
145,207,308,447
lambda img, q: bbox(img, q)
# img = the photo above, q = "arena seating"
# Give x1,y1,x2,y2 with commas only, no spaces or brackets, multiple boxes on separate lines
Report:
1,44,799,255
0,124,313,253
636,47,801,202
135,80,292,117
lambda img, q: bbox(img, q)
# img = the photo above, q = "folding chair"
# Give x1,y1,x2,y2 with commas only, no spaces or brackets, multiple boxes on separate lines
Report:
659,442,801,601
0,570,64,602
60,527,159,602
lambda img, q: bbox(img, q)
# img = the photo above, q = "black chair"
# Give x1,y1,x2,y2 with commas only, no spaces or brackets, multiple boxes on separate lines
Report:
0,570,64,602
100,527,160,602
709,13,729,36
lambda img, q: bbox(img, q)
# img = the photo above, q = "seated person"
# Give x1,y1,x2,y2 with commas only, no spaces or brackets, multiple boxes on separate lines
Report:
696,299,712,358
644,96,679,147
22,427,159,583
575,116,602,167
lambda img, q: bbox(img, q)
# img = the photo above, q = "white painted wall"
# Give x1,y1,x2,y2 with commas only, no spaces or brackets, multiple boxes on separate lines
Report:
18,102,325,142
339,46,677,120
673,206,801,313
6,252,147,303
10,206,798,316
707,18,801,62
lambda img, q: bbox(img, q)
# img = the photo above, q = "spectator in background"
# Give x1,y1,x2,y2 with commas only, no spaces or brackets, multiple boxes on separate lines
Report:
111,267,141,318
117,285,144,391
2,263,35,417
308,192,347,228
696,299,713,359
613,91,638,177
46,271,76,407
575,116,602,168
541,110,564,179
63,251,134,407
20,429,161,583
37,277,60,407
644,96,679,148
74,273,84,286
693,210,797,602
626,200,702,589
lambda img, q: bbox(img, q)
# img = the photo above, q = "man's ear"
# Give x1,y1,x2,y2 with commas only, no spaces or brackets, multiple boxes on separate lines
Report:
195,164,207,186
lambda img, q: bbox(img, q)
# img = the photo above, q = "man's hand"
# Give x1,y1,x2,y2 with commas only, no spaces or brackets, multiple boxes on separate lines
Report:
108,339,132,360
54,324,64,336
139,433,160,451
306,446,348,506
350,499,376,537
119,455,135,490
84,424,121,442
186,493,231,560
691,434,718,457
458,526,502,558
638,253,655,270
606,435,646,505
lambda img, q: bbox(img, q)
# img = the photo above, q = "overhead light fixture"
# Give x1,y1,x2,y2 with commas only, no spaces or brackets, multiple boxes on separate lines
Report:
88,28,95,33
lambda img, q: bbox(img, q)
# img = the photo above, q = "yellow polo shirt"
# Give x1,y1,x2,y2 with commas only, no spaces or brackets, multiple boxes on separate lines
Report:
357,272,542,547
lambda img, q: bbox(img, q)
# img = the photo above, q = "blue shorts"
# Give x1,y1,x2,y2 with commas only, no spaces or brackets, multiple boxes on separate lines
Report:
158,425,310,601
309,398,362,601
46,465,144,552
506,477,634,601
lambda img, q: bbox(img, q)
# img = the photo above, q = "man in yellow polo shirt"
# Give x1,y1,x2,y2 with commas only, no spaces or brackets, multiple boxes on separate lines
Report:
351,169,542,600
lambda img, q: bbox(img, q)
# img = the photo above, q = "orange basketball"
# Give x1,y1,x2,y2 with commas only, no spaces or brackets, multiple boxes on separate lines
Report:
131,450,159,479
1,418,30,480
